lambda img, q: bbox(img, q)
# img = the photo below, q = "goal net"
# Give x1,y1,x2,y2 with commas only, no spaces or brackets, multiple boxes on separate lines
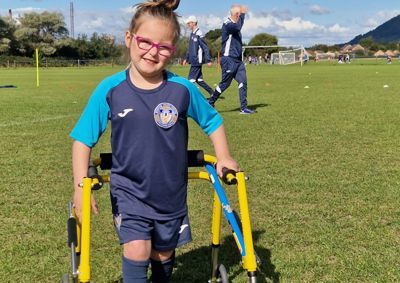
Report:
242,45,305,66
271,52,296,65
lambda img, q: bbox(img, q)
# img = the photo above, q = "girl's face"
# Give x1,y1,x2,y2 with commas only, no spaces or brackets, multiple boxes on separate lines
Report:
125,17,175,80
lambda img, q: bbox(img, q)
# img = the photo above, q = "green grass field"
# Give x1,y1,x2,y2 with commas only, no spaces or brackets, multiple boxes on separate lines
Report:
1,59,400,282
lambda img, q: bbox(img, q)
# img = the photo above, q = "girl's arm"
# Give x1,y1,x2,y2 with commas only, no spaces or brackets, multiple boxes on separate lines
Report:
209,124,239,176
72,140,98,223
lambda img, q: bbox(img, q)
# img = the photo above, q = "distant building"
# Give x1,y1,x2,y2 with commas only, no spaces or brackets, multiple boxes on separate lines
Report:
374,50,385,57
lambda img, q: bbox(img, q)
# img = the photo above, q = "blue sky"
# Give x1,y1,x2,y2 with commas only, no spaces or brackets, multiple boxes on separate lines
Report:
1,0,400,46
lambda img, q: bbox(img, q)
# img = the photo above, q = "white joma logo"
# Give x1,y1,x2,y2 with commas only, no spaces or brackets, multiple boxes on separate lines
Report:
179,224,189,234
118,108,133,117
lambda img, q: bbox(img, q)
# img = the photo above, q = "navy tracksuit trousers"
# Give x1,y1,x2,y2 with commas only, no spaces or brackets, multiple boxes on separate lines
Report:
210,56,248,110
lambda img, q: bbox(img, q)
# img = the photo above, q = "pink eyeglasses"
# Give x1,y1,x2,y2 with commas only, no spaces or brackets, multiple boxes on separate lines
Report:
132,34,176,57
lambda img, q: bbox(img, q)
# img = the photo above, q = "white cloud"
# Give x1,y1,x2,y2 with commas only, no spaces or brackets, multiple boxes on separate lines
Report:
73,9,132,40
186,11,355,46
362,18,378,29
188,14,222,31
309,5,330,15
11,7,43,13
82,17,104,30
276,17,320,32
241,12,276,34
328,24,350,33
8,7,47,19
376,10,400,21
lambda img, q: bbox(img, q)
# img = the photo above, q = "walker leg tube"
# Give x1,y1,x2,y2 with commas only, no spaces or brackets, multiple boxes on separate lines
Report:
236,172,257,275
210,191,222,282
210,244,220,283
248,272,257,283
78,178,92,283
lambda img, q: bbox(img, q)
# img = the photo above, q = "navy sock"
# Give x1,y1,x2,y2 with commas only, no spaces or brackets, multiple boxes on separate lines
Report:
122,256,149,283
150,253,175,283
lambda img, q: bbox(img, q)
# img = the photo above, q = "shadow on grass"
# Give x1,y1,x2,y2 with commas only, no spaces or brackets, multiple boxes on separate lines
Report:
172,230,280,283
110,230,279,283
219,103,271,114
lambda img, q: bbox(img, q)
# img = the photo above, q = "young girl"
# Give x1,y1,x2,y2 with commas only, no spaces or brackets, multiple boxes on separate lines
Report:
70,0,239,282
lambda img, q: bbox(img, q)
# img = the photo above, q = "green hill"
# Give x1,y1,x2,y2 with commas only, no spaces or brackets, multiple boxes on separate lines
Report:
348,14,400,44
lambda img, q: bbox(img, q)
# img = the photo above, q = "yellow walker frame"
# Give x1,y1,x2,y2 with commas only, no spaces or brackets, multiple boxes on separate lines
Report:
64,150,259,282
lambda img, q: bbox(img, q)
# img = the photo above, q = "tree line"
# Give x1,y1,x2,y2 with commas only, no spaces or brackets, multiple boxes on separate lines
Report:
0,12,122,60
0,11,281,63
7,10,397,63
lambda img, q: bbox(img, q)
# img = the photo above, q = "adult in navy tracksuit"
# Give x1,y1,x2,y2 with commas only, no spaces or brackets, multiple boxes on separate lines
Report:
209,5,255,114
183,15,214,96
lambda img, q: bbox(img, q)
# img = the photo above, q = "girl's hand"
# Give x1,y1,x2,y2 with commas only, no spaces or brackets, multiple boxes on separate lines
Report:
73,189,99,224
216,157,240,177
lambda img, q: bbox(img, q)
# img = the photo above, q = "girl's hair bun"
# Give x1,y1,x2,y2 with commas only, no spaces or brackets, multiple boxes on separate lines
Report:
150,0,180,11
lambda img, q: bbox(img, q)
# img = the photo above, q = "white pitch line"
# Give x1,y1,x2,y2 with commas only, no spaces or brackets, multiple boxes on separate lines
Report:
0,115,71,128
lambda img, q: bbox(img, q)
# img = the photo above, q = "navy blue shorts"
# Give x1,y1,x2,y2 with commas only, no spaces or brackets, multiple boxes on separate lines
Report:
113,213,192,251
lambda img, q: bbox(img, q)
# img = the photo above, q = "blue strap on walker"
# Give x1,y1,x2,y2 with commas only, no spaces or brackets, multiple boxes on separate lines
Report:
205,163,246,256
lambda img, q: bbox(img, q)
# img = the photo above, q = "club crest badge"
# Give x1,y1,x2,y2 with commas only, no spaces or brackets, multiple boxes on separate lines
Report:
154,103,178,129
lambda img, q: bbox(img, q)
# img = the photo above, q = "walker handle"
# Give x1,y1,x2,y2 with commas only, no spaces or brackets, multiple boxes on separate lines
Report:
187,150,205,167
222,167,237,185
88,161,104,190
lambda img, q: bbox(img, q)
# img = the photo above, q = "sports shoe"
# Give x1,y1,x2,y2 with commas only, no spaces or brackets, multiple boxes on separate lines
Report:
239,108,255,114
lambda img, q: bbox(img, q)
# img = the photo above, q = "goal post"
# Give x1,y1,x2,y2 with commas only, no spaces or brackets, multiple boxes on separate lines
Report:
242,45,305,66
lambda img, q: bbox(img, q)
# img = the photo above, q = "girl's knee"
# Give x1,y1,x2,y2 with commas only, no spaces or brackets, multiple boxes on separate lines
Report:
123,239,151,261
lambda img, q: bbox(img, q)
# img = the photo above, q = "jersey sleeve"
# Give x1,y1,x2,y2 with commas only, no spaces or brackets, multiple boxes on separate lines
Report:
166,73,223,135
69,81,111,148
186,84,223,136
224,14,245,33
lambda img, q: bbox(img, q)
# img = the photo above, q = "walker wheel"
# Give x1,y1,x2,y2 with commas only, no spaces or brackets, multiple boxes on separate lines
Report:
216,264,228,283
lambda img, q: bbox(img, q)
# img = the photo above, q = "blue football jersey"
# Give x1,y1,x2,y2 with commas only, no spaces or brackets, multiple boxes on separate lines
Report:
70,69,222,220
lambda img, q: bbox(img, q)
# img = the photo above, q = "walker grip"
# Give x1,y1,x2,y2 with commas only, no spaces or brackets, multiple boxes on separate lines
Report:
88,160,104,190
222,168,237,185
187,150,205,167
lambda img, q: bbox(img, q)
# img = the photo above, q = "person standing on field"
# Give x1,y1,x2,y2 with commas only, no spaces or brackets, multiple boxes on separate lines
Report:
183,15,214,96
208,4,255,114
70,0,240,282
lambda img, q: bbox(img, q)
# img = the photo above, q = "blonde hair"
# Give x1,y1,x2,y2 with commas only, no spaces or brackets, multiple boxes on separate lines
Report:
129,0,181,43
